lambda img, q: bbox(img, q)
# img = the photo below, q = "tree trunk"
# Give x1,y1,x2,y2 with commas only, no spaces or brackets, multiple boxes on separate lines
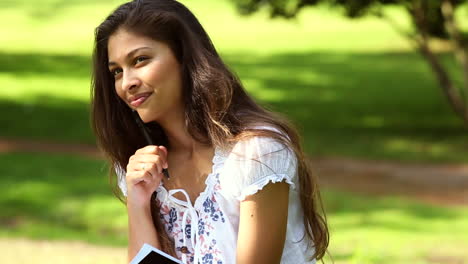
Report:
410,0,468,126
440,0,468,116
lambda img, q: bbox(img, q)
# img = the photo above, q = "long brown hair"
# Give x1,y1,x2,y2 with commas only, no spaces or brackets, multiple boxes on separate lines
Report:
91,0,328,260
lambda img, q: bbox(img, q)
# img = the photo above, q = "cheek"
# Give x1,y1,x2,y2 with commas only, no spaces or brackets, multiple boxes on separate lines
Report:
113,79,121,93
144,63,163,84
146,59,181,88
114,81,125,100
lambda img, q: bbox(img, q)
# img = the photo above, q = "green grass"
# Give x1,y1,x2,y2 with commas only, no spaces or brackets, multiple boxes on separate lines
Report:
1,0,467,162
1,2,468,263
324,189,468,263
0,152,127,245
0,50,466,161
1,152,467,263
224,51,467,163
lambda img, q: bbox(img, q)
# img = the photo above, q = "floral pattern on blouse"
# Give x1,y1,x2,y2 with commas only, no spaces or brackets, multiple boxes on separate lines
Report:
157,172,225,264
120,132,315,264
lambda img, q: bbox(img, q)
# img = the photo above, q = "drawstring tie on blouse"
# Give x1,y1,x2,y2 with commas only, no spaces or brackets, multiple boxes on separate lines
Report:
167,189,201,264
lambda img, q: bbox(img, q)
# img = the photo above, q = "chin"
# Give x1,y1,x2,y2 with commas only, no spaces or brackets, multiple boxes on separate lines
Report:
136,109,159,124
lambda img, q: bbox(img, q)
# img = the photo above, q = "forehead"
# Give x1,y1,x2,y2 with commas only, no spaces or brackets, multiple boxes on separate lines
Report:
107,29,156,61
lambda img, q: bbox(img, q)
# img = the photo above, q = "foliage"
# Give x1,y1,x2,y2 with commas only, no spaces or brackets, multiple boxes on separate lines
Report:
232,0,465,38
0,0,467,162
231,0,468,126
0,1,467,263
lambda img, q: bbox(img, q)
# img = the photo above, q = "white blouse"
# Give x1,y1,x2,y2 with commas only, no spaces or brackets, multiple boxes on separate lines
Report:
118,127,316,264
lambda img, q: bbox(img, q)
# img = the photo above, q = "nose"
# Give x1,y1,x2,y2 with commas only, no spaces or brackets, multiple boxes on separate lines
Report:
121,69,141,92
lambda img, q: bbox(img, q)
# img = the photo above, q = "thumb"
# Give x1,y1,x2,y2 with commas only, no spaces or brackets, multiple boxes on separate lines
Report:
158,146,169,169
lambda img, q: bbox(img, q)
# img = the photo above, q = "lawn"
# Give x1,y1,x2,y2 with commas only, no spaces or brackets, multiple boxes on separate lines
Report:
1,152,467,263
1,1,468,263
0,0,467,162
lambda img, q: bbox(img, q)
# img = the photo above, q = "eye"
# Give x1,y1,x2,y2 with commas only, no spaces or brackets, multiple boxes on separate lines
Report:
134,56,148,65
110,68,122,77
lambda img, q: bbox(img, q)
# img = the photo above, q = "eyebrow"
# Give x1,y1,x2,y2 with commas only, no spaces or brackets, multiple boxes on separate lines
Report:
108,47,152,67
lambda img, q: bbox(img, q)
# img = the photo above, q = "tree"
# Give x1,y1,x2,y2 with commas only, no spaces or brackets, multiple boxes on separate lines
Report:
231,0,468,126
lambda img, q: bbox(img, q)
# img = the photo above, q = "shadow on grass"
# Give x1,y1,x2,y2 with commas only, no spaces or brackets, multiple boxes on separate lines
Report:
323,188,461,231
0,50,467,161
321,188,468,264
0,152,127,245
0,96,94,144
0,52,91,78
0,152,467,249
222,51,468,162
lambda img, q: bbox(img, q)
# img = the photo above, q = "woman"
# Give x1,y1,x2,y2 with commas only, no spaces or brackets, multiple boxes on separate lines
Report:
91,0,329,263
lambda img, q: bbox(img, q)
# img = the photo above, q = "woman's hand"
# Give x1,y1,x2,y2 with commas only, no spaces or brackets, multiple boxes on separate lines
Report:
125,145,168,209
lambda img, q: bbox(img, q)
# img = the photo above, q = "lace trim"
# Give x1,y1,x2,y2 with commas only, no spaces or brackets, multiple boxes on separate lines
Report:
156,145,229,208
237,173,296,201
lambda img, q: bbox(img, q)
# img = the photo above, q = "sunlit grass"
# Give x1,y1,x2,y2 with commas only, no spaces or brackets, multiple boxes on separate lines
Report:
0,74,90,101
1,152,467,263
0,152,127,245
323,189,468,263
0,0,414,55
0,0,467,160
1,1,468,264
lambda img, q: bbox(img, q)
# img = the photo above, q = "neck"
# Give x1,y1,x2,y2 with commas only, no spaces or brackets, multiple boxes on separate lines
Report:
156,109,202,155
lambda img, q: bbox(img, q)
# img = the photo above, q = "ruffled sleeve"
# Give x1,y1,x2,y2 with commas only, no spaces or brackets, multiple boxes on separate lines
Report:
219,135,298,201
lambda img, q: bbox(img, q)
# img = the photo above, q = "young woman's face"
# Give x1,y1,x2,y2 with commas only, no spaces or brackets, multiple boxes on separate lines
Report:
107,29,183,123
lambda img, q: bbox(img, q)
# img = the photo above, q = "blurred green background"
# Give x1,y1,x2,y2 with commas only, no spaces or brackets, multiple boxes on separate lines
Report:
1,0,467,263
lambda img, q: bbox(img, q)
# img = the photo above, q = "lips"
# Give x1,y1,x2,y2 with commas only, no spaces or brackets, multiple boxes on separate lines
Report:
129,92,152,107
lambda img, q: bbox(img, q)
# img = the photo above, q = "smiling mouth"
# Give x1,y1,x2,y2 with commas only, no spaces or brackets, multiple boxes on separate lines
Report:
129,93,152,107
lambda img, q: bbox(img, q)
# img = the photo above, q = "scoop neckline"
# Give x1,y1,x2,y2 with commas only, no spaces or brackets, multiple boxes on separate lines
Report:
157,145,225,208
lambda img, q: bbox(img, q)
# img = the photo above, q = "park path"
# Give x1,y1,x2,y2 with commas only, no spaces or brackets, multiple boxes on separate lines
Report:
1,137,468,206
0,237,126,264
1,137,468,264
313,156,468,206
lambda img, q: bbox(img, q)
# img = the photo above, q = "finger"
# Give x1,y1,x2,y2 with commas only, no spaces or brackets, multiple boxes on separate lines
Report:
126,170,153,185
135,145,159,155
134,147,167,170
145,161,162,176
130,154,163,166
131,160,162,175
127,169,163,192
157,146,169,169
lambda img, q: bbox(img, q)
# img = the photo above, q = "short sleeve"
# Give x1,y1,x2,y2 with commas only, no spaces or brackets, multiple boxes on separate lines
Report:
220,136,297,201
115,164,128,197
